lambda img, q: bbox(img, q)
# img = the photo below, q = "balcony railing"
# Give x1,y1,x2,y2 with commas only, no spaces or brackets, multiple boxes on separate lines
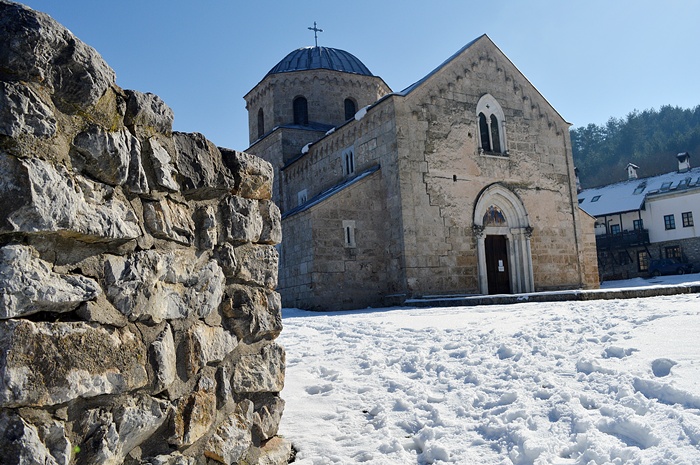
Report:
595,229,650,250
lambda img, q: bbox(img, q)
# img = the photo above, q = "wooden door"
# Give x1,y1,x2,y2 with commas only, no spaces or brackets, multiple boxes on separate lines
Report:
486,235,511,294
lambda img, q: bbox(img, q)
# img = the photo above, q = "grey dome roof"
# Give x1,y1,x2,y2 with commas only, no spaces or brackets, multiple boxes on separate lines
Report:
266,46,373,77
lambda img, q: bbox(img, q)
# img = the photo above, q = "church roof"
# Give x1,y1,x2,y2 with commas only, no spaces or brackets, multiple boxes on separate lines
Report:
266,46,373,77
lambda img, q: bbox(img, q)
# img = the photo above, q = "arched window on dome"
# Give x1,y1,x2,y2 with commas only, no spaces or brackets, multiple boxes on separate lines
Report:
344,98,357,121
257,108,265,139
293,96,308,126
476,94,507,156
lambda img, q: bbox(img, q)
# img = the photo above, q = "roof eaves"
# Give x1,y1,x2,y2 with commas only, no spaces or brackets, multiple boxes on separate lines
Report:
396,35,484,97
281,165,381,219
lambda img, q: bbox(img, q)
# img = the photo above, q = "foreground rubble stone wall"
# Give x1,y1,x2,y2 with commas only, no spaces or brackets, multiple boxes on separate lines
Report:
0,2,289,463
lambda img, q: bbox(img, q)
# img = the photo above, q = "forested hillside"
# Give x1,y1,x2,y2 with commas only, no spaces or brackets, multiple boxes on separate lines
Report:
570,105,700,188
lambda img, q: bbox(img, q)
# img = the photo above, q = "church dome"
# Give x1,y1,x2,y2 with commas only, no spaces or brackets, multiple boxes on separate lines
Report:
266,46,373,77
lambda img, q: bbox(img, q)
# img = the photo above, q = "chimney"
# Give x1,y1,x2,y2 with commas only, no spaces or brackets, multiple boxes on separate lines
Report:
626,163,639,180
677,152,691,173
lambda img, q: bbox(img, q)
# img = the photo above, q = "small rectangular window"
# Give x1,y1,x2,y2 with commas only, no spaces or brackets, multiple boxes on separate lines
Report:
297,189,308,206
660,181,672,191
637,250,649,271
633,219,643,230
342,220,356,248
610,224,621,235
665,246,681,259
682,211,694,227
664,214,676,230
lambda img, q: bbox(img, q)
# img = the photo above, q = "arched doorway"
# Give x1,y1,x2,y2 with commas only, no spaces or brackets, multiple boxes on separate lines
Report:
473,184,534,294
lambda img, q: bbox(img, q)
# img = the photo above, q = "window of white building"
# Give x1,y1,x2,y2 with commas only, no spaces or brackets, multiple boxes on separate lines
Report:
664,214,676,230
682,211,694,227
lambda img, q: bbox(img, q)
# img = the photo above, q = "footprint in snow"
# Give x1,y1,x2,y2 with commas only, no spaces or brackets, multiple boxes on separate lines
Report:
305,384,333,395
596,417,660,449
497,345,521,360
603,346,638,359
651,358,677,377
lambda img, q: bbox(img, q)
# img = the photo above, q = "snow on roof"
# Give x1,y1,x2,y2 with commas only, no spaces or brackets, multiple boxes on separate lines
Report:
578,166,700,217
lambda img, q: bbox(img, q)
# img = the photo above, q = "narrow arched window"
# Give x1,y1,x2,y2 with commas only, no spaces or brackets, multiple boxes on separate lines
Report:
344,98,356,121
257,108,265,139
476,94,507,155
293,97,308,125
479,113,491,152
490,114,501,153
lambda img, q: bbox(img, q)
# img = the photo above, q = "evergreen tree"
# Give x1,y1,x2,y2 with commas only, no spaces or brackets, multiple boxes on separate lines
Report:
571,105,700,188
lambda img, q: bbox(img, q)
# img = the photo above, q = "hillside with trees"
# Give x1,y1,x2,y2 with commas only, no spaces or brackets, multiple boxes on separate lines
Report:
571,105,700,188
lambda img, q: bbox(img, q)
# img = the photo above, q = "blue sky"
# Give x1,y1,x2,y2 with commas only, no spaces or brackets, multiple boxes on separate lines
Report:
19,0,700,151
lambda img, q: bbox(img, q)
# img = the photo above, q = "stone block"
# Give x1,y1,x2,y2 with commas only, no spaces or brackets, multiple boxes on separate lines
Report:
196,205,218,250
142,198,195,246
124,90,174,136
145,138,179,192
0,153,141,240
185,321,238,377
150,324,176,394
232,243,279,289
78,395,169,465
220,148,273,200
104,250,224,323
0,81,56,138
0,244,100,319
252,394,285,441
0,320,148,407
0,1,116,113
172,132,235,199
232,342,285,394
204,400,254,464
169,376,216,447
257,436,293,465
220,195,263,244
222,285,282,343
0,411,71,465
259,200,282,245
71,125,140,188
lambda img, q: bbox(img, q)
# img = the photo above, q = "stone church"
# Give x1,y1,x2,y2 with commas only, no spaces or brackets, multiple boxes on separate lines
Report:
244,34,599,310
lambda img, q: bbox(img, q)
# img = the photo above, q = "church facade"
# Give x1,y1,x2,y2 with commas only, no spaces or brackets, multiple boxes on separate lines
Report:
244,34,599,310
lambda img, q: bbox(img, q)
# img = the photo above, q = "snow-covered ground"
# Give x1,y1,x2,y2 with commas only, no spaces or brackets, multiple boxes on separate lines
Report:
278,274,700,464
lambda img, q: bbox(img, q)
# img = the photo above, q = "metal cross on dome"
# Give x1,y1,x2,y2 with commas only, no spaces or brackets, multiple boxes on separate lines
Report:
308,21,323,47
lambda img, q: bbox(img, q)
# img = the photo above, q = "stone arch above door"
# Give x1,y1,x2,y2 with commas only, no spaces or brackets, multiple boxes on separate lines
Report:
473,184,529,229
473,184,534,294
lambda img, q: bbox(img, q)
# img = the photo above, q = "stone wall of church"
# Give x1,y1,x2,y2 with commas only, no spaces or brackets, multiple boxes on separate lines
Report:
277,100,409,309
579,211,602,287
394,38,595,295
0,3,289,464
279,171,393,310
